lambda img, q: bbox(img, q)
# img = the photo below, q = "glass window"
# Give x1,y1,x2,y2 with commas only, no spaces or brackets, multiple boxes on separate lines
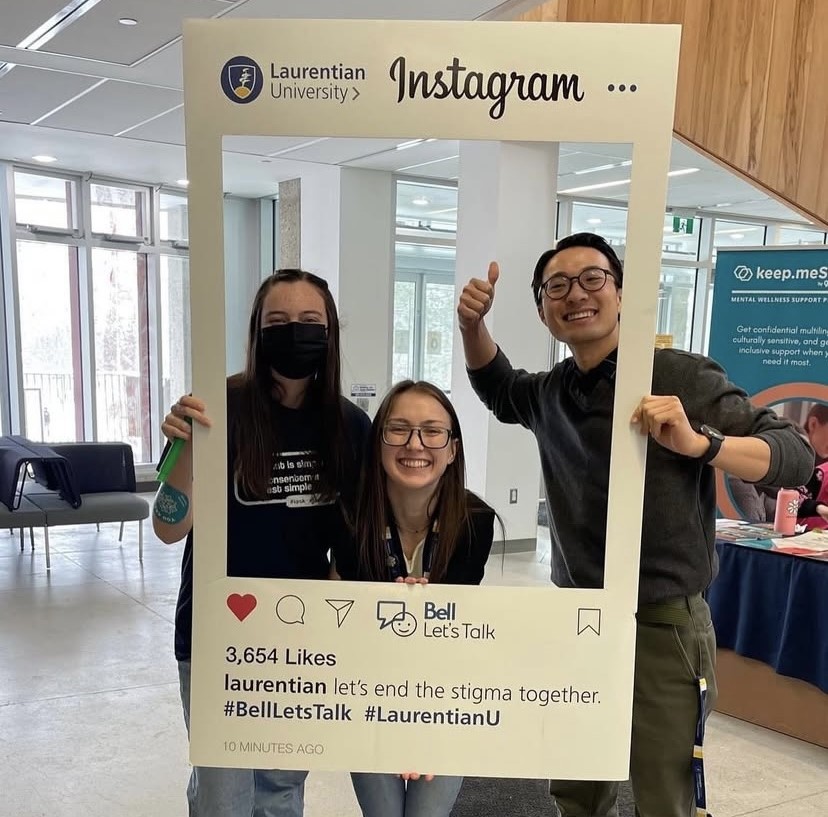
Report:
396,181,457,237
160,255,191,411
160,192,189,242
7,171,189,464
393,176,458,389
662,213,700,261
774,226,826,245
657,267,697,351
90,183,146,237
392,239,456,388
702,279,715,355
571,203,627,248
712,221,766,266
392,279,416,384
713,220,765,248
91,248,151,462
421,280,455,392
14,171,75,230
395,241,456,275
17,241,83,442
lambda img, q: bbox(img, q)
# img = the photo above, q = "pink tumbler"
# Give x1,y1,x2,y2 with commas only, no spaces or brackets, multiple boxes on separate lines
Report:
773,489,799,535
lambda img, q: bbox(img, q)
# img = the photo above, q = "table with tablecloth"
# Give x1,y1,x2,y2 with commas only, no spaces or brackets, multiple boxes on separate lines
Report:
708,537,828,746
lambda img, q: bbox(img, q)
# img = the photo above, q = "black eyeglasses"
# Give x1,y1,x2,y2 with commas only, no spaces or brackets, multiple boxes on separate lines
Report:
540,267,613,301
382,424,453,449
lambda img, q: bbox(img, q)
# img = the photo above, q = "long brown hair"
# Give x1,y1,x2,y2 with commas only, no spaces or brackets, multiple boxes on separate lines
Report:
356,380,473,582
229,269,347,501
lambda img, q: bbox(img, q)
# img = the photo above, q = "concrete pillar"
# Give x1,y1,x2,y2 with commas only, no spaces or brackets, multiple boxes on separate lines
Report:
278,178,300,268
451,140,559,549
337,168,395,415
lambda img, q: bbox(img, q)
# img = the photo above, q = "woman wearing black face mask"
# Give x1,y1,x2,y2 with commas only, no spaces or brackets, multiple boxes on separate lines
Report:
152,269,370,817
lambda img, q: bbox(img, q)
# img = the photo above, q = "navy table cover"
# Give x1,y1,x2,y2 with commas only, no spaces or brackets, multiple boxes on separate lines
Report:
708,540,828,694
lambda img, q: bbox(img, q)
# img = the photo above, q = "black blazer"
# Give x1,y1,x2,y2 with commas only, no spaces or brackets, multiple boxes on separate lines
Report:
441,492,497,585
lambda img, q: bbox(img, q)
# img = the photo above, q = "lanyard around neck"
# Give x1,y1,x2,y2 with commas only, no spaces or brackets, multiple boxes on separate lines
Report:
384,516,438,580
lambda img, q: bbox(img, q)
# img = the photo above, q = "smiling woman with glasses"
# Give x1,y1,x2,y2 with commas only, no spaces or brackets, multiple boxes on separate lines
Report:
335,378,498,817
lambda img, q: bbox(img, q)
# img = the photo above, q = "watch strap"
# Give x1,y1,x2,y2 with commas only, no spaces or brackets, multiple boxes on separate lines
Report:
697,429,723,465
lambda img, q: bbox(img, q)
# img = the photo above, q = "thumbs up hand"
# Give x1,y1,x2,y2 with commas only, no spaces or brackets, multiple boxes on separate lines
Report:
458,262,500,332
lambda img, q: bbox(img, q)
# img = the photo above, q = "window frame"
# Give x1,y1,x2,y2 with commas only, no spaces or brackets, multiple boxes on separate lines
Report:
13,167,80,234
0,163,190,467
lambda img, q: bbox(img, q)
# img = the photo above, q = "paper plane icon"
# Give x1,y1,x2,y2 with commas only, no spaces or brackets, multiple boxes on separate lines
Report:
326,599,355,628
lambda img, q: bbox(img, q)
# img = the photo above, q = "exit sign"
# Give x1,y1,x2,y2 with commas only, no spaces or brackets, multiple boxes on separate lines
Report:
672,216,694,234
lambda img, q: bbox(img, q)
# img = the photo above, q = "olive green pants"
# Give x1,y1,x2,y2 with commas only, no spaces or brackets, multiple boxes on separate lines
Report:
550,594,718,817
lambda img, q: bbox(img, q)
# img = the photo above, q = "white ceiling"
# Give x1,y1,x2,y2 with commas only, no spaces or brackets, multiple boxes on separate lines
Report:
0,0,811,224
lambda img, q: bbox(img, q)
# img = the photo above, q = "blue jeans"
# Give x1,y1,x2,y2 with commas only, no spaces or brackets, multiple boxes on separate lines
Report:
351,772,463,817
178,660,308,817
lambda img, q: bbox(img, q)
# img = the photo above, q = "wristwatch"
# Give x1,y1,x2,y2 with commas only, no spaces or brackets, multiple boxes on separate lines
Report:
698,424,725,465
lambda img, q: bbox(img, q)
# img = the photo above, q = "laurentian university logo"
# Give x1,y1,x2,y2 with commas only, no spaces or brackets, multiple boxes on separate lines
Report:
221,56,263,104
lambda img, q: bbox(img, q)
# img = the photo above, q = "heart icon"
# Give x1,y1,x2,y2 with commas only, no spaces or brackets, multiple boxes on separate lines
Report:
227,593,257,622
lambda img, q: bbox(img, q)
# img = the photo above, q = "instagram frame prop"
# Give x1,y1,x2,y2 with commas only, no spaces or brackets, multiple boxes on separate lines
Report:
183,19,679,778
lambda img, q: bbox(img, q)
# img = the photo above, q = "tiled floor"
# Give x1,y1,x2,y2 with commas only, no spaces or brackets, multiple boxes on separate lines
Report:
1,516,826,816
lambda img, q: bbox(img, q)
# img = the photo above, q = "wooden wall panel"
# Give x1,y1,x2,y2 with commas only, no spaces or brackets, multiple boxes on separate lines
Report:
802,3,828,213
518,0,567,22
519,0,828,226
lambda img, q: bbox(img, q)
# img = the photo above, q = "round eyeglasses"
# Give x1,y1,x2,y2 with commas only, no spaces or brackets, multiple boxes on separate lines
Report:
382,424,453,449
540,267,612,301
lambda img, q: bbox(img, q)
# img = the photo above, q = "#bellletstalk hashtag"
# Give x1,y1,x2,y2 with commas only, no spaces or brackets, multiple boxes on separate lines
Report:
222,701,352,720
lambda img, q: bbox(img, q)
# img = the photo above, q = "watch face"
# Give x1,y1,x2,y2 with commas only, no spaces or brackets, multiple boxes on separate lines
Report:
701,424,725,441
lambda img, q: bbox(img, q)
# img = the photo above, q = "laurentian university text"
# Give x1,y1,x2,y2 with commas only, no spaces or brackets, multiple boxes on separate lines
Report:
389,56,585,120
270,62,366,103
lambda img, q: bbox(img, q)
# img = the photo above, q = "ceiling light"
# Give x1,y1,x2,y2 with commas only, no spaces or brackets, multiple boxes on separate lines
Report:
715,227,759,235
574,162,616,176
730,233,745,240
573,159,632,176
177,179,189,186
412,196,429,206
396,139,424,151
119,18,138,26
18,0,108,52
32,155,57,163
398,154,459,172
562,166,700,193
560,178,632,194
586,218,602,225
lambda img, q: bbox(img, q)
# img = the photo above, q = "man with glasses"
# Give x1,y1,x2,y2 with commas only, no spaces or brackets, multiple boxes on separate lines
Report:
457,232,813,817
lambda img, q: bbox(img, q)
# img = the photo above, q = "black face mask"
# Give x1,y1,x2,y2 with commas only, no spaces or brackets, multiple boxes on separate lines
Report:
260,322,328,380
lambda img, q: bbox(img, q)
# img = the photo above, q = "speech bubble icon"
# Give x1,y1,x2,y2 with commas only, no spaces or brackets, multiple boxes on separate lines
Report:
376,600,406,629
276,594,306,624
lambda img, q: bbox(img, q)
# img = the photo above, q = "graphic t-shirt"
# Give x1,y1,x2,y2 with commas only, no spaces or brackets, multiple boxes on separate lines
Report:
173,388,369,660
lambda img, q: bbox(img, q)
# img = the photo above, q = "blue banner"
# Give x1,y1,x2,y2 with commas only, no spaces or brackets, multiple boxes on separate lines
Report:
710,247,828,393
709,246,828,520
